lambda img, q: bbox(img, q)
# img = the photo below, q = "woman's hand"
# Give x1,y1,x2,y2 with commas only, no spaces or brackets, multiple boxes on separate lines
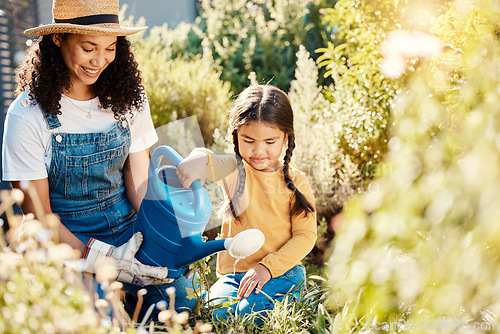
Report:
176,149,209,189
237,264,272,299
84,232,173,286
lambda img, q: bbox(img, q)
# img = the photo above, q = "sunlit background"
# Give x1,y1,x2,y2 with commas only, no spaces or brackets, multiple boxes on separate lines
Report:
1,0,499,332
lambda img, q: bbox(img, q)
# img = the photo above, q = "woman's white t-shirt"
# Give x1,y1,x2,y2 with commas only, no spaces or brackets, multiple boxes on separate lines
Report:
2,91,158,181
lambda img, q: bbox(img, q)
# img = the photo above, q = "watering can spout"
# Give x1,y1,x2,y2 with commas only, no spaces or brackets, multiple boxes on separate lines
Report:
175,230,266,268
175,235,227,268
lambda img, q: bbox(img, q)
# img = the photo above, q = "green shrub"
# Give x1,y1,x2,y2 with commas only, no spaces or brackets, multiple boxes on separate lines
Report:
196,0,332,93
326,0,500,331
121,5,204,59
316,0,411,175
133,50,232,146
124,0,332,94
309,0,450,206
136,22,203,61
122,10,232,147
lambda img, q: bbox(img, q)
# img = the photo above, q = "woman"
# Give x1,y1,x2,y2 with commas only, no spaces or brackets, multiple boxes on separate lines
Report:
2,0,196,320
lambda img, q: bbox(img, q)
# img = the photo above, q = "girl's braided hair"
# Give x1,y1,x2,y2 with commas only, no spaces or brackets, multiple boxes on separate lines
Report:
218,85,314,222
15,34,145,119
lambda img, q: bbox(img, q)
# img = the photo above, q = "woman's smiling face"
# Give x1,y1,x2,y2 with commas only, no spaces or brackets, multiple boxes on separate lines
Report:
53,33,117,94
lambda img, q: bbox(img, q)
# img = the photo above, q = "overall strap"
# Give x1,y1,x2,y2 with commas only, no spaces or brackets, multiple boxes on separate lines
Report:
44,114,62,130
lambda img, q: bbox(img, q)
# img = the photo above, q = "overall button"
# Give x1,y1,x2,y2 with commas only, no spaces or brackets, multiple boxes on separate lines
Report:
55,134,63,143
121,120,128,128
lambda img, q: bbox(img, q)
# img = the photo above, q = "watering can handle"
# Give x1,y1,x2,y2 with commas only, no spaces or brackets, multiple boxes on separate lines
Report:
151,145,203,190
150,146,203,191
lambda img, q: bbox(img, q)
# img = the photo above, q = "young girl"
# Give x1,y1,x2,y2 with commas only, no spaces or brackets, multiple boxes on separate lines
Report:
177,84,317,320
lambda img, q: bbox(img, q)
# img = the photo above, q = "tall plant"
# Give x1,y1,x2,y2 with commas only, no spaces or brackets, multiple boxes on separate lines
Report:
290,45,361,219
317,0,450,174
326,0,500,331
129,34,232,146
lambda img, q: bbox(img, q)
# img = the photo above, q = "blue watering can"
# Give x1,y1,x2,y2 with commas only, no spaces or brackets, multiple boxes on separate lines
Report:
134,146,264,278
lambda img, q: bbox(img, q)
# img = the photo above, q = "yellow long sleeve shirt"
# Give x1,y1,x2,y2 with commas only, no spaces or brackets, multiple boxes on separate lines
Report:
199,149,317,278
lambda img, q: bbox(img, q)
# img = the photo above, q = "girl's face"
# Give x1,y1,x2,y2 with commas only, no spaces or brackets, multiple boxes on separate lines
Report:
237,121,287,172
53,34,117,96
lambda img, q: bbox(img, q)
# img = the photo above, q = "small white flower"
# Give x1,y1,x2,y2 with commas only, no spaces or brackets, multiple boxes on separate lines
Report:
94,299,109,309
109,281,123,291
156,300,167,310
166,286,176,296
36,229,53,243
158,310,173,323
95,259,118,283
412,31,442,59
174,311,189,324
380,56,407,79
10,188,24,204
19,180,30,190
380,29,442,79
138,288,148,297
100,318,112,328
195,323,213,333
64,258,86,272
381,29,411,58
47,243,74,262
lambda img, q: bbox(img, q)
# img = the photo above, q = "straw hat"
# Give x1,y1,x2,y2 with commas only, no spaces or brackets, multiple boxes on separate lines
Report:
24,0,147,36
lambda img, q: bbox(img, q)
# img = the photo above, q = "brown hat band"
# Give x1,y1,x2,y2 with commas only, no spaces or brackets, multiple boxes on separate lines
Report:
54,14,119,25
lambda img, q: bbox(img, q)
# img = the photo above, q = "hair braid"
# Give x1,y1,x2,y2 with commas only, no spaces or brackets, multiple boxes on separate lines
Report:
283,134,314,217
217,130,247,222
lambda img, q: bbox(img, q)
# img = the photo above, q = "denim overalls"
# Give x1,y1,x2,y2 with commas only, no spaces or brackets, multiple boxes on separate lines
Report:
45,114,197,320
46,114,135,246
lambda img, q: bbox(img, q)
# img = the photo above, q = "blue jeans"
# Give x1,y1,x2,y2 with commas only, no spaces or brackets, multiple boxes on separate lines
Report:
208,264,306,321
122,273,200,320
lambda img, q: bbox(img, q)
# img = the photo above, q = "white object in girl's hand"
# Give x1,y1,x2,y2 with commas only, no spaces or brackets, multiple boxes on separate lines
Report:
224,229,265,259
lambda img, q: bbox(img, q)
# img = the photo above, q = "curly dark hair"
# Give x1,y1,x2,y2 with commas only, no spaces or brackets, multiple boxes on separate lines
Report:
15,34,145,119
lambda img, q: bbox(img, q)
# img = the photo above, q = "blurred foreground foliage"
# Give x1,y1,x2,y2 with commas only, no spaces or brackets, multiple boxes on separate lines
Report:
0,190,331,333
0,189,215,334
6,0,500,332
0,190,106,333
326,0,500,332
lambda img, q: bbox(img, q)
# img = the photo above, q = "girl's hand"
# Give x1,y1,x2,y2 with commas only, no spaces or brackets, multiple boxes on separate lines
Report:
237,264,272,299
176,149,209,189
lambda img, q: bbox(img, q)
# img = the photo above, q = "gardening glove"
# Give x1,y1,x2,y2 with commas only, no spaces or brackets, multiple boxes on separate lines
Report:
83,232,173,286
177,149,209,188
